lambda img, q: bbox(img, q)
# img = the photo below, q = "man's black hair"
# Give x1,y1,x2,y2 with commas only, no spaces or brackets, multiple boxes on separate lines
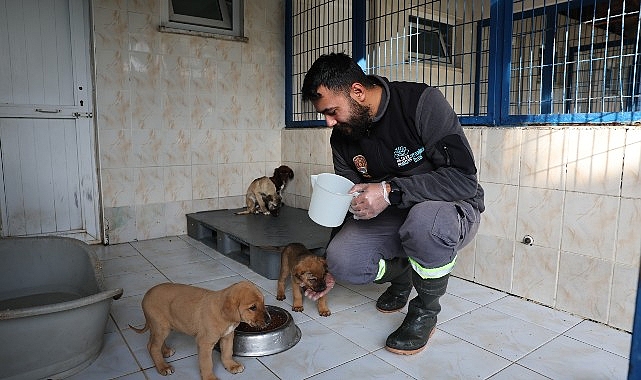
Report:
301,52,376,102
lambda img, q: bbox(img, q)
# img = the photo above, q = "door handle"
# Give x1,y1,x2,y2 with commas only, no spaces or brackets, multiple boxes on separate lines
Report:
35,108,62,113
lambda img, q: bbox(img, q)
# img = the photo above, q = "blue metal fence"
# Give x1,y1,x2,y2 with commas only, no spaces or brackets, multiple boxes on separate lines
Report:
285,0,641,127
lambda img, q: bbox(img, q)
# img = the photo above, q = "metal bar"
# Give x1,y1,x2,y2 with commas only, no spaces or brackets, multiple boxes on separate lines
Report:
284,0,293,127
487,0,513,124
541,8,556,114
474,18,483,117
630,258,641,379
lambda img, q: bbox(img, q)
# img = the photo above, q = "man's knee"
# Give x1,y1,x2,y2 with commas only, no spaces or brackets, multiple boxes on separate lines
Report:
326,244,377,285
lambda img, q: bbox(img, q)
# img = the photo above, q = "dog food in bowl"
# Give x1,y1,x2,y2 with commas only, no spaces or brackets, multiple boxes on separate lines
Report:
232,305,301,356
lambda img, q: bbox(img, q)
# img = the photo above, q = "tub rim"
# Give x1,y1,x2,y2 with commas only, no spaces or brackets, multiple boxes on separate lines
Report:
0,236,124,320
0,288,123,320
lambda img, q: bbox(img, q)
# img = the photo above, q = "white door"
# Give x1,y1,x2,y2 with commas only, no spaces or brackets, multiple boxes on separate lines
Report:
0,0,100,242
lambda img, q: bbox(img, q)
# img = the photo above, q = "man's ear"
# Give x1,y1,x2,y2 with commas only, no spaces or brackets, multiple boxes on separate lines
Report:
350,82,367,101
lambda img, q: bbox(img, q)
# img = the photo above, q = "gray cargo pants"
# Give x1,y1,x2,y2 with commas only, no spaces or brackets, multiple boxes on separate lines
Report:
325,200,480,284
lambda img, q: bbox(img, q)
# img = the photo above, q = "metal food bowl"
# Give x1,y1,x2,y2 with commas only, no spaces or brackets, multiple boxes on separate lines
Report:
232,305,301,357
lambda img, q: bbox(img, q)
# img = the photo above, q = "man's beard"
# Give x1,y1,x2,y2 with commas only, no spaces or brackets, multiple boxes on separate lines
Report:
334,98,372,141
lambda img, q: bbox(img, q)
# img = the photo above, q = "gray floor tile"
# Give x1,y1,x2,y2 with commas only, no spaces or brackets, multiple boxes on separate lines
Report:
158,259,237,284
374,330,511,379
258,319,368,379
447,276,508,305
564,319,632,358
487,364,550,380
307,354,415,379
65,331,141,380
518,335,629,380
438,306,559,361
316,301,405,352
486,294,583,333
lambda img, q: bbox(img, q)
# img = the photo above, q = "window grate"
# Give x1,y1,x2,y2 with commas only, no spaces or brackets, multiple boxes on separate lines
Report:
286,0,641,127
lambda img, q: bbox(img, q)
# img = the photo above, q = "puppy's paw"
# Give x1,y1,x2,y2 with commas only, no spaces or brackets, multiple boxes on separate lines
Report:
157,363,174,376
292,305,304,312
162,346,175,358
318,309,331,317
276,293,286,301
225,361,245,374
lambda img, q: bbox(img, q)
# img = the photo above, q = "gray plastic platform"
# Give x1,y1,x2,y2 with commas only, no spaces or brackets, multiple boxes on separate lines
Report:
186,206,332,279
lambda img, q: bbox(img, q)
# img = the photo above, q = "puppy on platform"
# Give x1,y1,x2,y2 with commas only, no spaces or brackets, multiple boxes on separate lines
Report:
235,165,294,217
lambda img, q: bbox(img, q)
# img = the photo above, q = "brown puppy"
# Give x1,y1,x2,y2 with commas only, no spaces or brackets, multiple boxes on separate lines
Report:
235,176,282,216
277,243,331,317
129,281,270,380
269,165,294,193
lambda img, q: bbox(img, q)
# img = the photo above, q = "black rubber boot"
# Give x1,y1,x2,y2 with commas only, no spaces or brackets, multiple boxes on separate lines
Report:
385,272,449,355
374,258,412,313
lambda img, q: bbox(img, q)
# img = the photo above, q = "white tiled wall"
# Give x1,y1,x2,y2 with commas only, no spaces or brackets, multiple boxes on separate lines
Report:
465,126,640,332
94,0,285,243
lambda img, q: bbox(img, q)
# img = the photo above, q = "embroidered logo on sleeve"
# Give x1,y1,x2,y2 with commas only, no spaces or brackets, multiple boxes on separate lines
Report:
394,146,425,167
352,155,371,178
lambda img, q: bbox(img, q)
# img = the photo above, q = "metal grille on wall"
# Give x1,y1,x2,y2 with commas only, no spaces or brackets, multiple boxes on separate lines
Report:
285,0,641,126
365,1,491,120
288,1,352,125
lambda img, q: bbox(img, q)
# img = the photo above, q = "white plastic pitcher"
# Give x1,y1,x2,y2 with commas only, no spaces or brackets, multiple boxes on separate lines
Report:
308,173,355,227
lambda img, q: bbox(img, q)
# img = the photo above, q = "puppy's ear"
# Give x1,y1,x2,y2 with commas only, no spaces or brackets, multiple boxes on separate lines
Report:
316,257,328,273
222,285,242,321
283,166,294,179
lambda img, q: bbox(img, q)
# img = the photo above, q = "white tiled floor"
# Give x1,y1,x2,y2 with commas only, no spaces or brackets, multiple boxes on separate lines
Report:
70,235,632,380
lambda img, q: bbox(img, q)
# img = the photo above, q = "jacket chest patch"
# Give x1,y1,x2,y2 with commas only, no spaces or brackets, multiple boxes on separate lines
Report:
352,155,372,178
394,145,425,167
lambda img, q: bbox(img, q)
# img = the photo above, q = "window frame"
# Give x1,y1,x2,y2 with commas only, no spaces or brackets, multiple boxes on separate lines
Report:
160,0,245,39
407,15,454,65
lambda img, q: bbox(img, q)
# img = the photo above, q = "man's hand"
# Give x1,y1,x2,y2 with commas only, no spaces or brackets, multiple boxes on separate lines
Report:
349,182,390,220
304,272,336,301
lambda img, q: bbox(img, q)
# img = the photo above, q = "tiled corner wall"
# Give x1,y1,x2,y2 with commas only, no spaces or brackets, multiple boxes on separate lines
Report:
93,0,285,243
282,126,641,332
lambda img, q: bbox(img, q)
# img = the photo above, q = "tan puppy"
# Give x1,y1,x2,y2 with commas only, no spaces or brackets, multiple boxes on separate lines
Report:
129,281,270,380
276,243,331,317
235,176,282,216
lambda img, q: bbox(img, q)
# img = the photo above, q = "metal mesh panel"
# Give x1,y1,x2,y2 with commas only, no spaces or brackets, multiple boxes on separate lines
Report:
290,1,352,123
510,0,641,116
287,0,641,125
365,0,491,117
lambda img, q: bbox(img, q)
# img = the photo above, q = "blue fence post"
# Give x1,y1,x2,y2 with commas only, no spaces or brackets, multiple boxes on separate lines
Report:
630,262,641,379
352,0,367,71
284,0,293,127
487,0,512,125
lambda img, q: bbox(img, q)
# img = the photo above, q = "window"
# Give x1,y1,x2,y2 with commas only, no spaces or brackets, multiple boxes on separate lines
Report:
160,0,244,39
408,16,453,65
